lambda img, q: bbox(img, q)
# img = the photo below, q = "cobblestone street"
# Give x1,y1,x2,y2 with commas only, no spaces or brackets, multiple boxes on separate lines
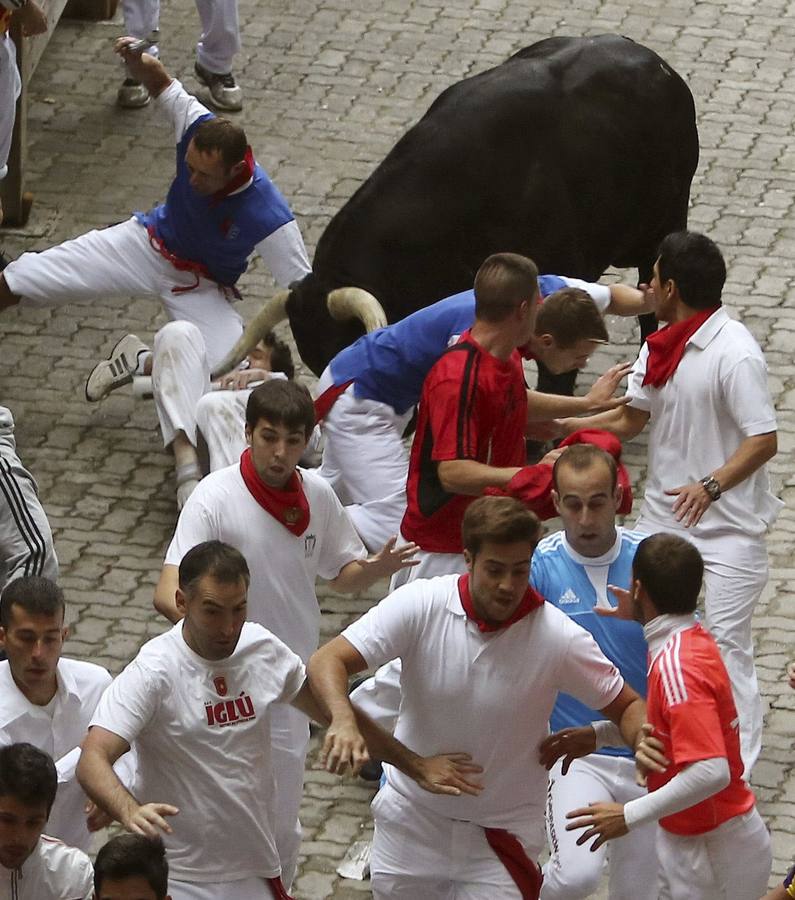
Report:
1,0,794,895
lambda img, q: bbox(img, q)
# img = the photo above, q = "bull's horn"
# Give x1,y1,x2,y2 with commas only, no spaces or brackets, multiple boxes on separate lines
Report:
327,287,387,333
210,290,290,379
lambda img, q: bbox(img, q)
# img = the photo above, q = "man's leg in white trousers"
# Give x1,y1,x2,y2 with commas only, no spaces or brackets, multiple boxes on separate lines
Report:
121,0,160,44
371,784,533,900
2,218,164,310
269,705,310,891
195,388,251,471
698,533,768,777
193,0,240,74
349,658,402,733
319,387,413,552
169,877,274,900
656,808,770,900
152,321,211,449
0,35,22,183
389,549,466,591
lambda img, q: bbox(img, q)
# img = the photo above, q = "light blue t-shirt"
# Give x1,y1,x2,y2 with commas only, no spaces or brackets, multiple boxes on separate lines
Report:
328,274,570,415
531,527,647,759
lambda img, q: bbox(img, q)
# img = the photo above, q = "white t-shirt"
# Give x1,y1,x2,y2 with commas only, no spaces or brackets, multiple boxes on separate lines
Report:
342,574,624,834
0,659,114,852
626,308,782,536
165,464,366,663
89,621,305,883
0,836,93,900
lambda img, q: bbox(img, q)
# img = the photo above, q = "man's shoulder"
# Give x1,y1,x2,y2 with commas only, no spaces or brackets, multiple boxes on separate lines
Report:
534,530,567,558
33,835,93,895
190,463,246,502
57,657,112,692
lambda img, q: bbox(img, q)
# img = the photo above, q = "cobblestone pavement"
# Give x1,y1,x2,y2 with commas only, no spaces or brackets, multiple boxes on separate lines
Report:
1,0,794,895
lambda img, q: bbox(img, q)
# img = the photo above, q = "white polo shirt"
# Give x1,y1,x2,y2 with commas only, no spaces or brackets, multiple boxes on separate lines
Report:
165,464,366,664
0,659,114,852
342,574,624,834
89,621,305,884
0,835,93,900
626,308,782,537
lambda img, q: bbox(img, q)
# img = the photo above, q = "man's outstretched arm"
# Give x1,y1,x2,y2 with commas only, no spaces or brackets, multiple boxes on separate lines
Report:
114,38,172,98
307,636,483,796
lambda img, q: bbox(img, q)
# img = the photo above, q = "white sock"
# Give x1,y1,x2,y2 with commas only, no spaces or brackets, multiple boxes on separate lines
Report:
134,350,152,375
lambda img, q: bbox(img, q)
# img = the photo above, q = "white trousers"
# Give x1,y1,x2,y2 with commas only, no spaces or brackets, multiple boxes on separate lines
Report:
317,367,414,552
656,807,770,900
541,755,659,900
0,34,21,179
3,217,244,373
195,386,251,468
122,0,241,73
371,783,544,899
389,547,466,591
169,876,277,900
635,518,767,776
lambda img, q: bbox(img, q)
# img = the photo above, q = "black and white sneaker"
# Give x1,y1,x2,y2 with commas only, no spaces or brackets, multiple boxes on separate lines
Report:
194,61,243,111
85,334,150,402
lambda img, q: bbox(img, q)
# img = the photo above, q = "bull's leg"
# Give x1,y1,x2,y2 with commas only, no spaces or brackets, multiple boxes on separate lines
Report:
637,260,658,342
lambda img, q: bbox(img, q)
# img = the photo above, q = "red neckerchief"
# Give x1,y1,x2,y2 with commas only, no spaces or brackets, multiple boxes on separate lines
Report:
210,146,255,206
239,448,310,536
485,828,543,899
457,574,544,633
642,307,719,388
314,379,354,423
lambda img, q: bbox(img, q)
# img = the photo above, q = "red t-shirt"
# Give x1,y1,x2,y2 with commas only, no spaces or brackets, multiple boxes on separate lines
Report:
400,331,527,553
646,624,755,836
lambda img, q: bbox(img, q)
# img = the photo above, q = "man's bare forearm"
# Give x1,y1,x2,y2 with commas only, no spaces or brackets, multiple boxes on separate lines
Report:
77,747,139,828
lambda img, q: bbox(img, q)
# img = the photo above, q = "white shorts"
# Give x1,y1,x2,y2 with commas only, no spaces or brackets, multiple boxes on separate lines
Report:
656,807,770,900
370,783,544,900
541,754,658,900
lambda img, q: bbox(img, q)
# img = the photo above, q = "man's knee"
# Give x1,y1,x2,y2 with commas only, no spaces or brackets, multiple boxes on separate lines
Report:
153,319,205,357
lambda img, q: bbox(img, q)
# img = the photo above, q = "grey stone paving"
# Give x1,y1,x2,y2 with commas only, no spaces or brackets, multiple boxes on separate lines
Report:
1,0,794,896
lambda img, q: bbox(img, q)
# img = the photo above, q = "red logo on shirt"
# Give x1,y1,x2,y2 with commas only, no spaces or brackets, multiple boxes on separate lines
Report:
205,692,256,727
213,675,228,697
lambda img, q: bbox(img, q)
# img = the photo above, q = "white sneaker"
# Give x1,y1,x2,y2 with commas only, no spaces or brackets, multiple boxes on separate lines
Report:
194,62,243,111
85,334,150,402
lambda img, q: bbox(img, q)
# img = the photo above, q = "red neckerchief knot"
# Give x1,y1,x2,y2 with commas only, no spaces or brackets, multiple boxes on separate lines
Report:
210,146,255,206
457,574,544,633
239,447,310,536
642,307,719,388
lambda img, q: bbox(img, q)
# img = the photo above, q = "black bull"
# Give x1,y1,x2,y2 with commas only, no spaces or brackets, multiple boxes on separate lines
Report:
288,34,699,376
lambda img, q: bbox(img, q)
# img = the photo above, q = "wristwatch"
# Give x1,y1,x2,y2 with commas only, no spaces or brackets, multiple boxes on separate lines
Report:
700,475,721,501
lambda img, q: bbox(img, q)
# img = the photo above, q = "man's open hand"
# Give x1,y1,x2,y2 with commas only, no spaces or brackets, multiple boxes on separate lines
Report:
538,726,597,774
410,752,484,797
566,801,628,850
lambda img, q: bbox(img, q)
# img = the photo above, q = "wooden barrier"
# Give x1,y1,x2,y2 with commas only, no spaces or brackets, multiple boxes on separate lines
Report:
0,0,117,226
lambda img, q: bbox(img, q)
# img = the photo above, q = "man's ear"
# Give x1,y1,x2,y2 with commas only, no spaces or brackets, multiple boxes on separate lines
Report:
613,484,623,510
0,626,5,649
175,588,188,617
244,423,252,446
229,159,248,179
463,549,474,572
551,488,561,514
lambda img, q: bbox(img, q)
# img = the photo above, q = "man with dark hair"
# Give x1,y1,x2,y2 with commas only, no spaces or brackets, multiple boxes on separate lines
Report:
559,230,781,776
567,533,771,900
94,834,170,900
531,444,657,900
152,381,415,887
0,742,93,898
316,270,643,551
0,40,310,505
0,576,134,852
81,540,446,900
308,495,647,900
